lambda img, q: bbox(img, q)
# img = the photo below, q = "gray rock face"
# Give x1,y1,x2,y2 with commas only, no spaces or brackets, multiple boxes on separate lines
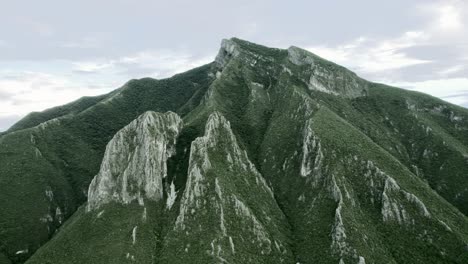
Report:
87,111,183,211
17,38,468,264
214,39,241,68
215,39,367,98
287,46,368,98
161,112,292,263
287,46,316,66
175,112,275,230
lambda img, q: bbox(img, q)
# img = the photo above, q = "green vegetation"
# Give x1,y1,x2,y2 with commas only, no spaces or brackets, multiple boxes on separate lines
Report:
7,95,110,133
1,38,467,263
27,202,162,264
0,63,216,263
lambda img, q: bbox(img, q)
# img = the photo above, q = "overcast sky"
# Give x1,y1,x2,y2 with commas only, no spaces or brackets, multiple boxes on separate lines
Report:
1,0,467,131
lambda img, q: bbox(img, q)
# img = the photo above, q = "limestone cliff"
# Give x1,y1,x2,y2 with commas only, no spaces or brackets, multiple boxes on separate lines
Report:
161,112,293,263
87,111,183,211
19,38,468,264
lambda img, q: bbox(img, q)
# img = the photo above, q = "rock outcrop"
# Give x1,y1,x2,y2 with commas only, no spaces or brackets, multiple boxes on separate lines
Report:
162,112,293,263
19,38,468,264
287,46,368,98
87,111,183,211
215,39,241,68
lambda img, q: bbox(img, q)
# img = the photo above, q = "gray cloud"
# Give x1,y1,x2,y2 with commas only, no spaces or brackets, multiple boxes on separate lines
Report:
0,90,14,99
0,0,467,131
0,0,437,61
0,115,21,131
443,91,468,98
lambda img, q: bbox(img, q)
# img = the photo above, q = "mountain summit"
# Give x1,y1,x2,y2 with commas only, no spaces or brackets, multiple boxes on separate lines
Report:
1,38,467,264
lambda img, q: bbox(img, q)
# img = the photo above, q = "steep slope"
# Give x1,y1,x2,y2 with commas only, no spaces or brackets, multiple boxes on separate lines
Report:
160,112,293,263
182,38,468,263
87,111,183,211
6,94,110,133
27,112,294,263
1,38,468,264
26,111,183,264
205,38,468,217
0,65,215,263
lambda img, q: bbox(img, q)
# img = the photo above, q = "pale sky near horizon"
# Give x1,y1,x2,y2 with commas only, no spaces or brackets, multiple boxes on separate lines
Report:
1,0,467,131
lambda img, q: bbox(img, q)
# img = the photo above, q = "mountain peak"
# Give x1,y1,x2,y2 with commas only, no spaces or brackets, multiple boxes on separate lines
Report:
5,37,468,264
213,38,368,98
287,45,319,65
287,45,368,97
214,38,241,68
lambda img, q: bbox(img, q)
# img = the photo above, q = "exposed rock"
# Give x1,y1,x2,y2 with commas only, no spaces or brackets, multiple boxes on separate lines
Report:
175,112,274,229
166,112,290,262
37,117,61,130
166,181,177,209
287,46,367,98
215,39,241,68
404,192,430,217
364,161,431,224
18,38,468,264
132,226,137,245
330,176,349,258
87,111,183,211
358,256,366,264
300,119,324,187
288,46,316,66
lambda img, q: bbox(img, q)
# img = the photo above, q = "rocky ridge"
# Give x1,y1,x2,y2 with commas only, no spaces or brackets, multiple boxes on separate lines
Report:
1,38,467,264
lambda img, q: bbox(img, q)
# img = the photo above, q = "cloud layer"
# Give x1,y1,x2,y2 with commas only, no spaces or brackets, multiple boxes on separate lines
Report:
0,49,212,131
0,0,467,131
305,0,468,107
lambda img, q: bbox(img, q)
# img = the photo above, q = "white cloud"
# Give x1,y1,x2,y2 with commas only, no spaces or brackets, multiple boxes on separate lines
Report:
120,50,213,78
0,71,115,119
73,61,114,73
438,65,464,76
437,5,463,31
303,1,467,107
59,37,102,49
73,50,213,78
416,0,467,46
15,17,55,37
0,50,215,130
306,0,467,78
306,31,431,74
383,77,468,107
423,1,465,33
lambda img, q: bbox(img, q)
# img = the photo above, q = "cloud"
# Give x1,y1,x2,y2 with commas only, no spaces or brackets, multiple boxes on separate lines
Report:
0,114,22,132
0,49,215,130
306,31,432,74
72,50,214,78
1,0,466,131
421,0,466,34
72,61,114,73
436,4,463,31
14,17,55,37
302,1,467,104
0,71,115,122
304,0,467,75
58,36,103,49
384,77,468,108
438,65,464,77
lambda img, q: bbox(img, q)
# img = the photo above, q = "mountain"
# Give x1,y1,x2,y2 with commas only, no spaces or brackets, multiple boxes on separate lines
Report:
0,38,467,264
